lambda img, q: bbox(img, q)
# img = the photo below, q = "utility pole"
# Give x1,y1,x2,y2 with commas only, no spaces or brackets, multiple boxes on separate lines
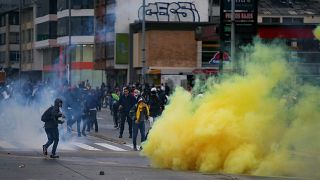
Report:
68,0,71,85
141,0,146,84
231,0,236,73
19,0,22,88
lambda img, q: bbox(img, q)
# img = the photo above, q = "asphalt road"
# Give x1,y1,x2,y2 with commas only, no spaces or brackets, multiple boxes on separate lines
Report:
0,108,312,180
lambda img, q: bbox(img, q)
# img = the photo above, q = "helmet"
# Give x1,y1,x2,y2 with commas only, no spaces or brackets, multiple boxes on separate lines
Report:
54,98,63,107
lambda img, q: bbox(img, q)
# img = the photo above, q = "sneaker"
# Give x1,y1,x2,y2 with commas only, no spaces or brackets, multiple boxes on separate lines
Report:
42,145,47,156
119,134,122,138
139,146,143,151
77,134,81,137
81,132,87,136
133,147,138,151
129,135,132,138
50,154,59,158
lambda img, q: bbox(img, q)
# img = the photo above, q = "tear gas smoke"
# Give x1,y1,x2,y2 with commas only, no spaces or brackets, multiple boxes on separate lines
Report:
313,26,320,40
142,39,320,178
0,82,80,151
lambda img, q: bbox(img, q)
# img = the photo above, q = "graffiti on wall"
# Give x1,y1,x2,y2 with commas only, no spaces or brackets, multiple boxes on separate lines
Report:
138,2,200,22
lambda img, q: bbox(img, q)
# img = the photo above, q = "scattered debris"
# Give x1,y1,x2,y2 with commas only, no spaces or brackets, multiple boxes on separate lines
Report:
18,164,25,168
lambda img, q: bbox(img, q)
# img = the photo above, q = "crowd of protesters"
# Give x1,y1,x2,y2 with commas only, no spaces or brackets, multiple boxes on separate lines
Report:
0,79,171,151
109,83,170,150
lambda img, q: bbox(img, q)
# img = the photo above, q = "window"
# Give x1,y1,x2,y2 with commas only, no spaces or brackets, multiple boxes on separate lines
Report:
0,33,6,45
71,0,94,9
83,45,93,61
0,51,6,63
262,17,280,24
36,22,56,41
37,2,48,17
71,16,94,36
0,15,6,27
9,12,19,25
57,0,68,11
36,22,49,41
28,50,33,63
283,17,303,24
71,45,82,62
9,32,19,44
57,17,69,37
9,51,20,62
106,42,114,59
105,14,115,32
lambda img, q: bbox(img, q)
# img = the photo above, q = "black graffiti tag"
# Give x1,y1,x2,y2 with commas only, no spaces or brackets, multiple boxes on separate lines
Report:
138,2,200,22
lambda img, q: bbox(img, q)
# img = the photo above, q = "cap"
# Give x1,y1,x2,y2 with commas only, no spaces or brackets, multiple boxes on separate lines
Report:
151,87,157,92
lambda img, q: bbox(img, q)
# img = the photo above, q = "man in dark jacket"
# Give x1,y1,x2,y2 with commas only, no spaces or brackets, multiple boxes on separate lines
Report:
148,88,162,127
42,98,65,158
118,87,135,138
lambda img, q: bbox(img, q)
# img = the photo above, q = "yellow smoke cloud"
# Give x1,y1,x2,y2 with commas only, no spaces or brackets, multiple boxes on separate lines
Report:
313,25,320,40
142,40,320,178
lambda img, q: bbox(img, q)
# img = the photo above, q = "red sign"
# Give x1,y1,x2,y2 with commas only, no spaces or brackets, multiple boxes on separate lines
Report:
209,52,230,64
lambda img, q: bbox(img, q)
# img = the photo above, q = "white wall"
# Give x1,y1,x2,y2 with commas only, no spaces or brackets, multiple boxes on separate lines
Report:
115,0,209,33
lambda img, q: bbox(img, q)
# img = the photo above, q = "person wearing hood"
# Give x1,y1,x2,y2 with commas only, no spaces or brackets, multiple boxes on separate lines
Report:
42,98,65,158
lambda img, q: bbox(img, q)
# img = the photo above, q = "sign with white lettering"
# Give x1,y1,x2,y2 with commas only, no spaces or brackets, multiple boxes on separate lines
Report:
220,0,258,47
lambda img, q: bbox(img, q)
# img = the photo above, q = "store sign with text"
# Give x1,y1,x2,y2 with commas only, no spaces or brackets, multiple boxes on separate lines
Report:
220,0,257,42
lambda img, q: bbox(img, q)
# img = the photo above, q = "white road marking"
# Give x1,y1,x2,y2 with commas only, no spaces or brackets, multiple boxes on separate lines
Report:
95,143,127,151
72,142,102,151
0,140,16,149
124,144,134,149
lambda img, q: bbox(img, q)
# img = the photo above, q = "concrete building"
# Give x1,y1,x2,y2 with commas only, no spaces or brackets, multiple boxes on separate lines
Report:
32,0,105,87
20,0,41,81
0,9,20,80
95,0,210,87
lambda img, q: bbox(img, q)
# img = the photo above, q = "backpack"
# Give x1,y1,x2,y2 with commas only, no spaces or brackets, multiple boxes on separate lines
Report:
41,106,53,122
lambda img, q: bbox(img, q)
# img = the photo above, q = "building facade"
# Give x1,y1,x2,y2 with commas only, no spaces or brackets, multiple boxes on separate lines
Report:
95,0,210,87
0,9,20,80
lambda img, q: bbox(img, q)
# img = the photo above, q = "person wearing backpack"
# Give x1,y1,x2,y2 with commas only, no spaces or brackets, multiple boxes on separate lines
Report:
42,98,65,158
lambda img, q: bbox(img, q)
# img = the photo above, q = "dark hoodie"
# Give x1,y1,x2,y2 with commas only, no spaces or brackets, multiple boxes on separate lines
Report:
44,100,64,128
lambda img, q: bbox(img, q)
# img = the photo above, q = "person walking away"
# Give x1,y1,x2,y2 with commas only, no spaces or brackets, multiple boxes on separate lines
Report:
111,90,120,128
42,98,65,158
132,97,149,151
85,89,99,132
118,87,135,138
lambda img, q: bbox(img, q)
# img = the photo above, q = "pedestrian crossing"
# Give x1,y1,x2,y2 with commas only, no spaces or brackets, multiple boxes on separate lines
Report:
0,140,138,152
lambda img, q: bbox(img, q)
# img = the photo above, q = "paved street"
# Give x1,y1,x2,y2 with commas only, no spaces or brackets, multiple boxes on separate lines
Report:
0,108,311,180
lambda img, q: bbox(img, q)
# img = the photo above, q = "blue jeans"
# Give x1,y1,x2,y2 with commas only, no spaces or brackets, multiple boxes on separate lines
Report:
132,120,145,148
44,128,59,155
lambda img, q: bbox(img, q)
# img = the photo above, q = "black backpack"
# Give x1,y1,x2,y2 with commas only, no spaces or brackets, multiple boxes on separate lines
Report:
41,106,53,122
